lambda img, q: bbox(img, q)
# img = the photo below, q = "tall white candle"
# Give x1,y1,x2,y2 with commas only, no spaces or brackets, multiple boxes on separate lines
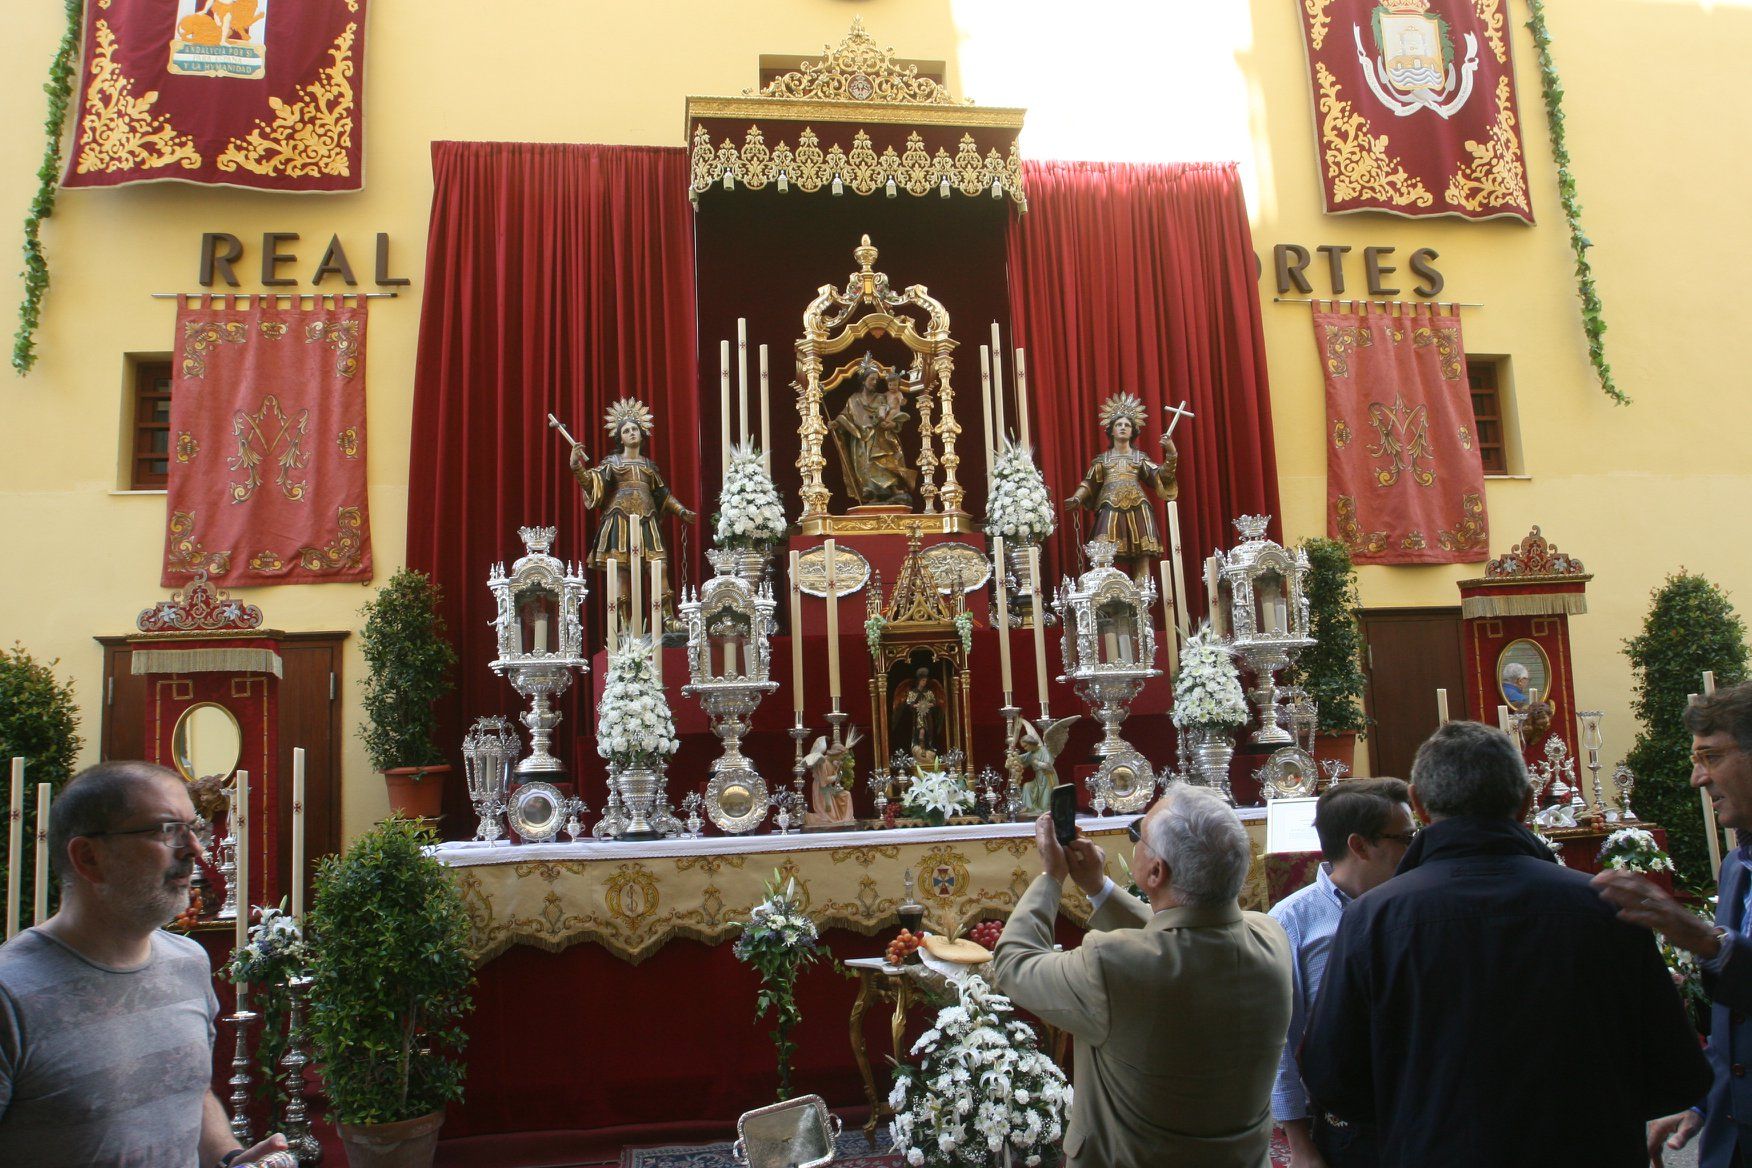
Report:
992,537,1014,699
6,757,22,940
990,323,1008,450
650,558,664,683
532,614,550,653
720,340,732,484
291,748,306,919
607,567,621,652
1028,546,1050,717
737,317,749,447
1705,670,1718,696
979,345,996,482
630,526,644,641
1436,689,1450,724
32,783,49,924
824,539,841,704
1014,347,1031,451
789,550,805,715
1497,704,1511,732
1159,560,1179,680
233,769,250,1002
759,344,772,474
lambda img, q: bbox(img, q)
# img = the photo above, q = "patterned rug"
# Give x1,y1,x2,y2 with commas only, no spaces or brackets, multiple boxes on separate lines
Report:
622,1127,1291,1166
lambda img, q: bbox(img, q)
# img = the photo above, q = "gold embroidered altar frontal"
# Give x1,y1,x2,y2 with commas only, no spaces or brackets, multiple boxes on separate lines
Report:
436,817,1270,966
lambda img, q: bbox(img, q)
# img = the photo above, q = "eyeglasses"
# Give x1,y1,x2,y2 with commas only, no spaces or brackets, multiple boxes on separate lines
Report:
1126,821,1142,844
88,820,203,848
1375,830,1418,847
1692,748,1742,773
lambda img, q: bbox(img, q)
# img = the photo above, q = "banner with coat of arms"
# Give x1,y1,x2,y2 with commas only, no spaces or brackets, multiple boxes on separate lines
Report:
64,0,366,191
162,297,372,586
1315,302,1489,565
1298,0,1532,222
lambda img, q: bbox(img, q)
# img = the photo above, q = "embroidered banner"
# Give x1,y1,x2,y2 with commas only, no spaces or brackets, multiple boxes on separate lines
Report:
1298,0,1531,222
163,296,372,586
64,0,366,191
1316,302,1489,565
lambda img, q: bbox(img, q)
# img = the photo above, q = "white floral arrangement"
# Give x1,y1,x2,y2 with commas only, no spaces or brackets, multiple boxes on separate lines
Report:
595,637,680,768
1599,827,1675,874
714,442,788,551
733,876,821,960
889,974,1071,1168
225,901,308,985
985,441,1056,546
1531,829,1568,867
903,768,977,826
1170,623,1249,731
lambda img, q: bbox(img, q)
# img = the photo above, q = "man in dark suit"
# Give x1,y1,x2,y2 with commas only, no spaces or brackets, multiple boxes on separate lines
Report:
1303,721,1709,1168
1596,680,1752,1167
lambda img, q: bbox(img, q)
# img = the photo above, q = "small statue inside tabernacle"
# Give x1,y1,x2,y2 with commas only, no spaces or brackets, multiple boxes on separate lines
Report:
1065,392,1179,579
569,397,697,620
831,353,921,507
803,727,862,827
890,666,946,759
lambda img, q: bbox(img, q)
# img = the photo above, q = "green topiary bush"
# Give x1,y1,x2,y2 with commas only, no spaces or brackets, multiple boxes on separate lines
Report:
305,816,475,1126
1286,537,1369,736
1623,572,1749,890
358,568,457,772
0,644,82,916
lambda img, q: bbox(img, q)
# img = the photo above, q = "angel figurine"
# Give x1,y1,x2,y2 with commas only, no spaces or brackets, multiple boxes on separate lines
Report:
1014,715,1080,815
569,397,698,621
803,727,863,828
1065,392,1178,580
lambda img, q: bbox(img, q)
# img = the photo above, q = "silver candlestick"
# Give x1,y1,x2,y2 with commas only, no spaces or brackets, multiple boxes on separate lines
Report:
227,1007,258,1146
280,976,321,1164
217,829,239,921
1614,764,1639,821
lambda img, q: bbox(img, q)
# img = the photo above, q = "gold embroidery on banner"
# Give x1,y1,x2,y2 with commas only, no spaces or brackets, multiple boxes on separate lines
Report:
174,432,199,463
1473,0,1508,63
1321,323,1373,378
1412,325,1465,381
1444,76,1528,213
1367,391,1436,488
216,24,356,178
228,395,310,504
1315,63,1433,208
248,550,285,572
1305,0,1336,49
75,22,201,175
1400,531,1427,551
259,321,288,339
831,844,903,866
1438,492,1489,553
918,846,971,902
297,506,366,571
181,321,248,379
165,511,232,576
1458,426,1473,450
306,319,362,378
603,864,661,927
337,427,359,459
1334,496,1389,557
1332,418,1353,450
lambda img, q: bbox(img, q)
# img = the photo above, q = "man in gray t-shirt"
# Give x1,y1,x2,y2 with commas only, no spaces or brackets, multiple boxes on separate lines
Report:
0,760,286,1168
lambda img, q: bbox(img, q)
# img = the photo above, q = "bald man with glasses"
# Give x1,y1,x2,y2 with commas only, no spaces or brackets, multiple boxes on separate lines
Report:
0,760,287,1167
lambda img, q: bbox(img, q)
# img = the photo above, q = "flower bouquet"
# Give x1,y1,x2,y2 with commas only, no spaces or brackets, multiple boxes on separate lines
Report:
222,900,309,1109
734,873,825,1099
985,441,1056,547
903,768,978,827
595,637,680,770
889,973,1071,1167
1598,827,1675,874
714,442,788,552
1170,623,1248,732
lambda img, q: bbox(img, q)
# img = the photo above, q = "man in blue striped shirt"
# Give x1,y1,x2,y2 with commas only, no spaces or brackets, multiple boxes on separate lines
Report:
1268,777,1414,1168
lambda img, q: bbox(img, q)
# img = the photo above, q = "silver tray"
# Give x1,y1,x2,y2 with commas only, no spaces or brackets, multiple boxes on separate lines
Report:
731,1093,841,1168
1259,746,1319,799
1095,748,1156,814
706,765,770,834
508,781,566,843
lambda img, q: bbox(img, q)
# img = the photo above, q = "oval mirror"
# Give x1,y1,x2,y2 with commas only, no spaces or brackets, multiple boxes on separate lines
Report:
1498,639,1551,711
171,702,242,784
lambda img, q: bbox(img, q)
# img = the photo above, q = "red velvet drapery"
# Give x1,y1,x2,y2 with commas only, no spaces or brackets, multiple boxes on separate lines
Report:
406,142,701,825
1006,160,1280,607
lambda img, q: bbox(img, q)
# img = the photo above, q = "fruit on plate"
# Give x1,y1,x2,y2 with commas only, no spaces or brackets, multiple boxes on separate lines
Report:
885,929,923,965
967,919,1004,950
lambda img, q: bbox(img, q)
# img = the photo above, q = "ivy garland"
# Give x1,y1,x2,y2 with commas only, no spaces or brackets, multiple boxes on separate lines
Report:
14,0,84,376
1525,1,1627,406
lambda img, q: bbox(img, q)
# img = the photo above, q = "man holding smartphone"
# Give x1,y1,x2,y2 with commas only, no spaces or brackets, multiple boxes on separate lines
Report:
990,782,1292,1168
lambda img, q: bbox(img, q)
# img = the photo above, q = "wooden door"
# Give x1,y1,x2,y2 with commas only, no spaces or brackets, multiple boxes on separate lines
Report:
1358,608,1467,780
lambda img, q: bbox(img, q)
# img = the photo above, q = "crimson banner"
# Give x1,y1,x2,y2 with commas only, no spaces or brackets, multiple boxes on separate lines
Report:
65,0,366,191
1298,0,1531,222
163,297,372,586
1315,302,1489,565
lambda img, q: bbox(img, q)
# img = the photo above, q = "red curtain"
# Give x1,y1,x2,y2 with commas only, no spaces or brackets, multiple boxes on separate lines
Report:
406,142,701,826
1006,160,1280,611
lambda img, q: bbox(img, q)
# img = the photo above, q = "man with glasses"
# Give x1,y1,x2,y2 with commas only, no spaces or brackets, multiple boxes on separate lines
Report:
1302,721,1708,1168
989,782,1292,1167
1268,778,1413,1168
0,760,288,1166
1597,680,1752,1167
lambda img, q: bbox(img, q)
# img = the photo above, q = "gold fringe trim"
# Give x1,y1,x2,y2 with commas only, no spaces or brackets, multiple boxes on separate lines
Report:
1461,593,1588,620
130,647,283,678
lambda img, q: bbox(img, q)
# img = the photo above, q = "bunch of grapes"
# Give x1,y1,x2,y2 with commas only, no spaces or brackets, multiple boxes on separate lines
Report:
885,929,922,965
967,919,1004,951
169,889,205,931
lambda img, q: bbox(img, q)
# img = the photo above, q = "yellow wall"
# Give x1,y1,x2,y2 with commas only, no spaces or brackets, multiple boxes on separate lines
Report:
2,1,1747,836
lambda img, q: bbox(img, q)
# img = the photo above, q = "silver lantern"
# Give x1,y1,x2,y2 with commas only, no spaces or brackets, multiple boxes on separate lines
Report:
1212,516,1314,745
487,526,589,777
461,715,521,842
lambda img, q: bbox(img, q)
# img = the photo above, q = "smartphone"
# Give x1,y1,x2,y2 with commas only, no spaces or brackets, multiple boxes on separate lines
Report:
1050,783,1078,846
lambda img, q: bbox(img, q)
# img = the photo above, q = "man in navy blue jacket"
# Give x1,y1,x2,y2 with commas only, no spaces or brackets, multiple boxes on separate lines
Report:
1302,720,1709,1168
1596,681,1752,1167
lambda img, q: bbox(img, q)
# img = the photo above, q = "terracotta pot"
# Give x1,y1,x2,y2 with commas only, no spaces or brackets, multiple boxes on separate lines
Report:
336,1110,445,1168
1312,732,1358,776
383,765,450,820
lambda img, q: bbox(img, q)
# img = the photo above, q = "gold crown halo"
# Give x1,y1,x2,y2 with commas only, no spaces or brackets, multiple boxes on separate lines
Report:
1381,0,1431,12
1097,393,1148,432
604,397,655,435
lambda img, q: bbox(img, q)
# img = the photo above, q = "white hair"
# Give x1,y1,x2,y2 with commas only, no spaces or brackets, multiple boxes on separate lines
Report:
1504,663,1529,682
1145,783,1253,907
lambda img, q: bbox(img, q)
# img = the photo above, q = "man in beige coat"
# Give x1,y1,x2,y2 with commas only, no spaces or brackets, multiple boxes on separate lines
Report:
990,783,1293,1168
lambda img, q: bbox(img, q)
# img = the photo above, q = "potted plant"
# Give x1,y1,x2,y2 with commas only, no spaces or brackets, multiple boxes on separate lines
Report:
1286,537,1368,770
359,568,458,820
0,644,82,917
306,816,474,1168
